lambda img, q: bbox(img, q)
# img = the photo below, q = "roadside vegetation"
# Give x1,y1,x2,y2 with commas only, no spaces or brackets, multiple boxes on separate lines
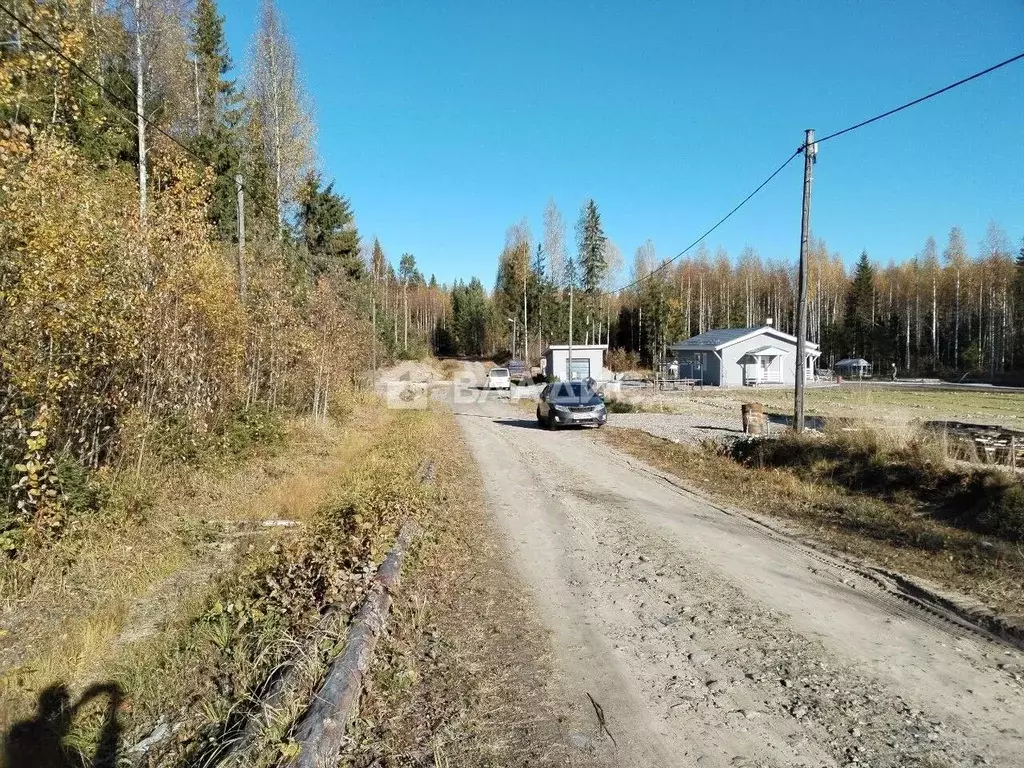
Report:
0,1,463,758
731,429,1024,543
1,399,571,766
602,426,1024,621
116,407,436,767
345,412,572,768
0,402,374,735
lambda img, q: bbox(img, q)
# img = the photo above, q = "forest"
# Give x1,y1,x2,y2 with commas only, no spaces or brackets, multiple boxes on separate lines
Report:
469,199,1024,379
0,0,428,552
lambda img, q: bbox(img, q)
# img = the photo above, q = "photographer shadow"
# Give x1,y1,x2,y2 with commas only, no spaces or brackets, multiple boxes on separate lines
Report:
3,682,122,768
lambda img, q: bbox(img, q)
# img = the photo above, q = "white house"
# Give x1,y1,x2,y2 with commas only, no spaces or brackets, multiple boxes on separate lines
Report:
542,344,608,382
668,324,820,387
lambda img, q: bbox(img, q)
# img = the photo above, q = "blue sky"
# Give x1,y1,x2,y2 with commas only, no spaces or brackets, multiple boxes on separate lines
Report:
220,1,1024,287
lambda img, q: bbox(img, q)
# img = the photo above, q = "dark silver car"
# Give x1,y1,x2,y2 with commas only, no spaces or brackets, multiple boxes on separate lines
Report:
536,381,607,429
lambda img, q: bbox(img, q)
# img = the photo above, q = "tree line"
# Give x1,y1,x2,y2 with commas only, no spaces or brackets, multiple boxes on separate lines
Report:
0,0,414,551
474,199,1023,380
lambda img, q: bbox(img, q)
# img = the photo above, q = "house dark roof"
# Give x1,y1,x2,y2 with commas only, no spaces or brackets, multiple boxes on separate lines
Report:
669,327,760,349
669,324,820,352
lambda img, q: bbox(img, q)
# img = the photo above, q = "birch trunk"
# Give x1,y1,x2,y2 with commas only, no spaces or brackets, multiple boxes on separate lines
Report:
134,0,148,232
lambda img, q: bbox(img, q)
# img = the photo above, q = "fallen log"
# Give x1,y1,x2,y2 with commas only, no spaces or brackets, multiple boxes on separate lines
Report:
216,599,349,767
287,521,420,768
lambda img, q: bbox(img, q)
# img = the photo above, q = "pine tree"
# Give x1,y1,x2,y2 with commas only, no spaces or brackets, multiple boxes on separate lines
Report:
399,253,417,350
530,243,547,351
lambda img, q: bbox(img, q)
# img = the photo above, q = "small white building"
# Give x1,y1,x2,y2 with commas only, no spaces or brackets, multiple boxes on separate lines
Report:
542,344,608,381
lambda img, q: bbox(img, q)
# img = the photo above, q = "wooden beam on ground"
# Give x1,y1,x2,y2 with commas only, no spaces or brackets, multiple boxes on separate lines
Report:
287,521,420,768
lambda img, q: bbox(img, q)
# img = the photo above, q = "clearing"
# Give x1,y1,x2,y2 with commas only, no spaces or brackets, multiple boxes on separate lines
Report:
601,381,1024,447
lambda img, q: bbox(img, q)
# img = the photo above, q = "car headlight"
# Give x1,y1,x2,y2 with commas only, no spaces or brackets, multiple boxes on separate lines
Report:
553,404,570,413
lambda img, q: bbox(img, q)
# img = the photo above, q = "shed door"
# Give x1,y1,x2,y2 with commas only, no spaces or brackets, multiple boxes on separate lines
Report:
568,358,590,380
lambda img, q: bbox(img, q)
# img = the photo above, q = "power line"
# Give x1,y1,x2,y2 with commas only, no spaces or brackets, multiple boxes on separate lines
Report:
0,2,235,185
816,50,1024,145
608,49,1024,295
606,149,801,295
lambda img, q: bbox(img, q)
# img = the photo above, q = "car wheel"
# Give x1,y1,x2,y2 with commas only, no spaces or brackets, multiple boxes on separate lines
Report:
547,414,557,431
536,408,544,425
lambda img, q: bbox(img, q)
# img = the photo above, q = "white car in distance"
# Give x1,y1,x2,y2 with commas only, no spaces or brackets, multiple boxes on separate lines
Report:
486,367,511,390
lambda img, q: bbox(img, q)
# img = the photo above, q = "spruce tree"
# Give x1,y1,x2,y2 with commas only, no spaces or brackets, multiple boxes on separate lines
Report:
576,199,607,342
577,199,607,292
296,171,362,280
190,0,244,240
843,251,875,358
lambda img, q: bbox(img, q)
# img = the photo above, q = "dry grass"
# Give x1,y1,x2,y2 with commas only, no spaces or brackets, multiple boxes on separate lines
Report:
1,391,589,765
731,426,1024,543
600,427,1024,622
436,358,464,380
0,401,389,733
115,406,437,767
345,409,574,768
636,383,1024,430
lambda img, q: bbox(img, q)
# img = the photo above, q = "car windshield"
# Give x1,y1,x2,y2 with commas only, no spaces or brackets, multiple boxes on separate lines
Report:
547,382,598,401
489,368,509,376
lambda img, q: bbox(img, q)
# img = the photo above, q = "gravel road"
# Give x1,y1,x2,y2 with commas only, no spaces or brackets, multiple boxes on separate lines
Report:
608,412,745,445
451,362,1024,768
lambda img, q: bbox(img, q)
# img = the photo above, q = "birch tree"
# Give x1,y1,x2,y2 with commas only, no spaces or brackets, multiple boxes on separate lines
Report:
543,199,566,286
943,226,968,367
249,0,314,239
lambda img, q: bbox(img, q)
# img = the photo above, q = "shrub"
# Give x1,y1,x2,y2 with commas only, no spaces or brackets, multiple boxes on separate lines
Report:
605,399,639,414
963,473,1024,542
606,348,640,373
223,406,283,458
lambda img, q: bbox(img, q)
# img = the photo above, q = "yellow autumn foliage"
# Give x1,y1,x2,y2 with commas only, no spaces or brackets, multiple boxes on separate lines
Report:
1,135,372,539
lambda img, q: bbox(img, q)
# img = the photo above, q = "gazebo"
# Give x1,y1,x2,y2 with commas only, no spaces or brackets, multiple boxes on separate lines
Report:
835,358,872,379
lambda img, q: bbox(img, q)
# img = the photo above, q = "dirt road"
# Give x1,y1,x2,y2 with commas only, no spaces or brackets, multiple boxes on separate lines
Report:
451,362,1024,767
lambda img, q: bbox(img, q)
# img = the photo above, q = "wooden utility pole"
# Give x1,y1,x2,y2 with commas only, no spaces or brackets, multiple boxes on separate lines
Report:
567,267,574,380
794,129,816,434
235,173,247,299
